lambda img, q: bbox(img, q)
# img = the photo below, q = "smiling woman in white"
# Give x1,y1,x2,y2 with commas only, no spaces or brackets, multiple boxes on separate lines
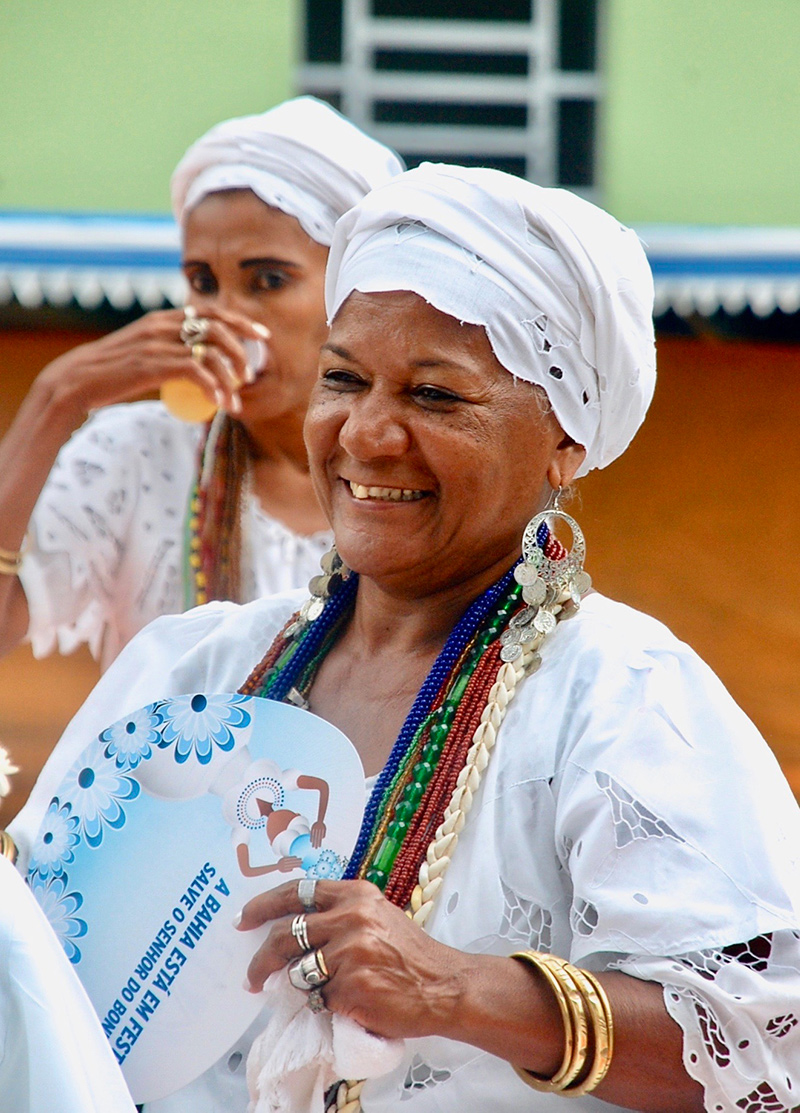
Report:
10,165,800,1113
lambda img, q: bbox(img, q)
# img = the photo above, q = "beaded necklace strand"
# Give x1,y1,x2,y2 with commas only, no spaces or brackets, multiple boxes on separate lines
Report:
237,522,584,1113
183,413,250,608
238,524,574,898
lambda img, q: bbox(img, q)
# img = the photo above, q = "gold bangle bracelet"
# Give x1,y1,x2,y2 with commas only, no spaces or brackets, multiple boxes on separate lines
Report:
510,951,574,1088
562,967,614,1097
510,951,588,1091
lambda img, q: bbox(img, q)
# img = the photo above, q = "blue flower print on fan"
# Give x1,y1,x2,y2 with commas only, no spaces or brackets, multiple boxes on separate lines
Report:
100,704,162,769
60,756,139,848
29,872,87,964
28,798,79,878
156,694,252,765
305,849,347,880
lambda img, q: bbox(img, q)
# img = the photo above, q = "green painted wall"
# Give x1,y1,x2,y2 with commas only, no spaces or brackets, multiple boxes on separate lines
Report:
0,0,297,213
604,0,800,225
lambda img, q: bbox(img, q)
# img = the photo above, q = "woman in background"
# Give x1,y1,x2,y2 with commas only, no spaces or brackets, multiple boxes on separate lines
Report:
0,97,402,670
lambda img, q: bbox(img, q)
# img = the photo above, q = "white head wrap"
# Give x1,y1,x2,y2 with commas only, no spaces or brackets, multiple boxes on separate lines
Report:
326,163,656,475
171,96,405,246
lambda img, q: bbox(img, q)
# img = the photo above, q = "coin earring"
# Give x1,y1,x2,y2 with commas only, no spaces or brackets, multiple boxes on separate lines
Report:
513,487,592,627
299,544,352,625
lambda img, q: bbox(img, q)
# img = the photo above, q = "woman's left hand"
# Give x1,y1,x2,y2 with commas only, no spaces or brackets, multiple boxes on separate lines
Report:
236,878,705,1112
237,878,466,1040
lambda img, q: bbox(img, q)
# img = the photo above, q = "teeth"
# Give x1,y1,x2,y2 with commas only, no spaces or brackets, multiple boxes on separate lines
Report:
349,481,425,502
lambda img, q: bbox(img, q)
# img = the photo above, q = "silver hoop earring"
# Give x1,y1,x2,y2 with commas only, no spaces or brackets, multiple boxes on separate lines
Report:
513,488,591,622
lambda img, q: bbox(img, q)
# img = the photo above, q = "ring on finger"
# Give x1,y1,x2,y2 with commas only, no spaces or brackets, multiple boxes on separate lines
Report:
180,312,211,345
306,987,327,1014
291,913,311,953
287,948,330,990
302,948,329,987
298,878,317,912
191,342,207,363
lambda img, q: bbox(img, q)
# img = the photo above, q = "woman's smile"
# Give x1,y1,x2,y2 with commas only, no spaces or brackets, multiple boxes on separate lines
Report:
346,480,429,503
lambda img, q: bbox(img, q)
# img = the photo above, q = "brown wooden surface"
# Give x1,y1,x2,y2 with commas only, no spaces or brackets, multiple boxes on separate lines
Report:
0,328,798,829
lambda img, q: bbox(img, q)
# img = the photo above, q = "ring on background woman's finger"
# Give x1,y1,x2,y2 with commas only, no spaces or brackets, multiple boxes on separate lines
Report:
180,309,211,345
190,342,207,363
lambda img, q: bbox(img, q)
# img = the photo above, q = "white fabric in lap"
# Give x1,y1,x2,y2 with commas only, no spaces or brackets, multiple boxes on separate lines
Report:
326,163,657,475
0,855,136,1113
19,402,331,670
171,96,405,245
10,592,800,1112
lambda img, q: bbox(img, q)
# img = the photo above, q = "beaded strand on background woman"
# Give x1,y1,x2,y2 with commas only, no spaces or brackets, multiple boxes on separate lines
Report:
0,97,403,670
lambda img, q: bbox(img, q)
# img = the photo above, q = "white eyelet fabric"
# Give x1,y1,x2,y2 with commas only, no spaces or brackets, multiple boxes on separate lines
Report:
171,97,405,245
326,164,656,476
10,592,800,1112
20,401,332,670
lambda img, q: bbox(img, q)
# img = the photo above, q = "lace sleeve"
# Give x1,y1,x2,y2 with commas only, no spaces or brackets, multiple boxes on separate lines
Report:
20,402,198,661
616,932,800,1112
552,633,800,1111
21,408,139,658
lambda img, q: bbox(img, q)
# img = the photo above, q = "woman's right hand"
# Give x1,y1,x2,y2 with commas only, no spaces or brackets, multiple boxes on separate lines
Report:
36,305,269,428
0,303,267,658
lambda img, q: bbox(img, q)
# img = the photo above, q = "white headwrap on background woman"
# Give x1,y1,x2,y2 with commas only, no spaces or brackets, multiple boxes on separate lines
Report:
326,163,656,476
171,96,406,244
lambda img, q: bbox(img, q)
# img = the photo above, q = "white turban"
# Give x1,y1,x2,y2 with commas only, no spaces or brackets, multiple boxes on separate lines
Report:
326,163,656,475
171,97,405,246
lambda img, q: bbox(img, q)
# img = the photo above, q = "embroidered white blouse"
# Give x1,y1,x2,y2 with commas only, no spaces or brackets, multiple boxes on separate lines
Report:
10,591,800,1113
19,401,332,670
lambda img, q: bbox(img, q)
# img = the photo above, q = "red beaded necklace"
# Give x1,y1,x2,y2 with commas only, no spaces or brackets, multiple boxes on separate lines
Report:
238,562,532,909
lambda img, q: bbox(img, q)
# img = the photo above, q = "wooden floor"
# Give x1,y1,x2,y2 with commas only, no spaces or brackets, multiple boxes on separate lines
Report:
0,328,799,827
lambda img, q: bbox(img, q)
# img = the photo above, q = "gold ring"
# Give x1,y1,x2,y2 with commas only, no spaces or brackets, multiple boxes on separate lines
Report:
298,948,329,988
191,342,207,363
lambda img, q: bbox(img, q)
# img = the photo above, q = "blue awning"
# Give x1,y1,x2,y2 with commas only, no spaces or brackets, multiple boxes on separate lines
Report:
0,212,183,311
638,225,800,317
2,212,800,318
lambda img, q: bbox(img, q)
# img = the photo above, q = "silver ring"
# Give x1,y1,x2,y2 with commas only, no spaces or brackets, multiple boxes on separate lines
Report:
306,987,327,1013
297,878,317,912
301,948,329,987
180,308,211,345
287,948,330,990
291,913,311,953
288,957,310,991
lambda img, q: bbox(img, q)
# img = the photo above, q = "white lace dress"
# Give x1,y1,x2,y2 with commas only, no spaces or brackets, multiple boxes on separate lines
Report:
10,591,800,1113
19,401,332,670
